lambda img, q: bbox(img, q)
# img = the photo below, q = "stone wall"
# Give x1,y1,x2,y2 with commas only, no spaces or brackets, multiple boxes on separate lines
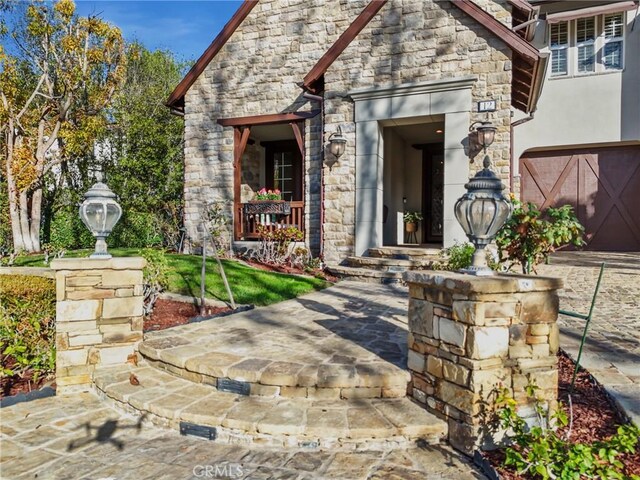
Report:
241,143,263,203
404,270,562,456
183,0,514,263
51,258,145,394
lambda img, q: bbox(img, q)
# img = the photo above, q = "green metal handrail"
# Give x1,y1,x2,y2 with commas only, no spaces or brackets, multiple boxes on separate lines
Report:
558,262,606,394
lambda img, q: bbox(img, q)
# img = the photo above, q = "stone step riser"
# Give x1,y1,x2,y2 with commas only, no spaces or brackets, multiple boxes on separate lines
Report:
142,355,409,399
93,364,447,451
327,266,406,285
344,259,436,271
367,247,441,259
334,275,404,285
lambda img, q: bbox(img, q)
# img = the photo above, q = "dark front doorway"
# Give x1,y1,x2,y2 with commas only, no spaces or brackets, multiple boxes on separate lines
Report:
417,143,444,243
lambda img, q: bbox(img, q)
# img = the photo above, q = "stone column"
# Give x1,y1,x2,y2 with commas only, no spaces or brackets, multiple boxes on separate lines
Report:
51,258,146,394
404,270,563,456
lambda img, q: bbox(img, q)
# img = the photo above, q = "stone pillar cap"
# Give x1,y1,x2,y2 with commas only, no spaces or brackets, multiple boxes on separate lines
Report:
50,257,146,271
403,270,563,294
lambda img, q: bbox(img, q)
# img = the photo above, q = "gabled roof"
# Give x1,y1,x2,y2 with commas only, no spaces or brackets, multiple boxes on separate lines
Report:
301,0,389,93
167,0,545,115
166,1,259,113
450,0,545,113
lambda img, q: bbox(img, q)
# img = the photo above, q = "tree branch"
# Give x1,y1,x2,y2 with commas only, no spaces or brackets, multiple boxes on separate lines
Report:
16,74,47,121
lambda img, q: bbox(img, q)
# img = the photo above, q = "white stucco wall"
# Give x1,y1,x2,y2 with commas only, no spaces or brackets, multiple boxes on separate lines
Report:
513,9,640,165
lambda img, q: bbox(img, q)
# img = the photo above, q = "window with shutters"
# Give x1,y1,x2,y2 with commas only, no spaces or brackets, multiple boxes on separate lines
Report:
576,17,595,74
603,13,624,71
550,22,569,76
548,12,626,78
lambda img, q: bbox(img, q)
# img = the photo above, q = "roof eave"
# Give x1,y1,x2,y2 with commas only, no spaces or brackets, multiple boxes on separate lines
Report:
165,0,259,110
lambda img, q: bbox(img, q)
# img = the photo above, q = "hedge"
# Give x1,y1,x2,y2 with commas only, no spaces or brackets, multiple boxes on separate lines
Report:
0,275,56,381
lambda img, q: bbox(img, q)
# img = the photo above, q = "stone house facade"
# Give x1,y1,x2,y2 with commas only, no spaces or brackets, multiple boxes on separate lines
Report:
167,0,546,265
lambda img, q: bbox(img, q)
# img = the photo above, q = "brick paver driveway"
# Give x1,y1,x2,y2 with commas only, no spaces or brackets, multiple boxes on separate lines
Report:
538,251,640,424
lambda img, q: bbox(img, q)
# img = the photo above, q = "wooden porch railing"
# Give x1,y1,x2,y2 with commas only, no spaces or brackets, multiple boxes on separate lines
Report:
236,201,305,240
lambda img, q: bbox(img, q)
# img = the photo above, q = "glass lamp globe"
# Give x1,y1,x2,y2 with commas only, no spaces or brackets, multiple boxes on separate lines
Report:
79,175,122,259
454,155,512,275
328,126,347,159
476,121,497,151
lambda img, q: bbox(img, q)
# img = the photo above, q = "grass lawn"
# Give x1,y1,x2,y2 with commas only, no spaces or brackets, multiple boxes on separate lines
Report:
11,248,330,306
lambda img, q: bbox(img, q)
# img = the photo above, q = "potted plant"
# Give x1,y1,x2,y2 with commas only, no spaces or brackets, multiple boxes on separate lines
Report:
403,211,423,232
254,188,282,201
247,188,290,215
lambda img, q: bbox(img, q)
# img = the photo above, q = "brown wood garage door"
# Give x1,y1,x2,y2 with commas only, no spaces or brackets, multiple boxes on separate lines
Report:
520,146,640,251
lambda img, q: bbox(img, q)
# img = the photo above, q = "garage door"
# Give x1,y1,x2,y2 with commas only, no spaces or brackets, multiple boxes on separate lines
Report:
520,146,640,251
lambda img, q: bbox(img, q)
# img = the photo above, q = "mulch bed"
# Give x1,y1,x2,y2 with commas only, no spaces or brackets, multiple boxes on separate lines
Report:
144,298,230,332
241,258,338,282
485,351,639,479
1,357,55,398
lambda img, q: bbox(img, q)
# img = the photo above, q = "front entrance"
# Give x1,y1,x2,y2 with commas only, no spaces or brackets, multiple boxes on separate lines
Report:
350,77,474,256
382,121,445,247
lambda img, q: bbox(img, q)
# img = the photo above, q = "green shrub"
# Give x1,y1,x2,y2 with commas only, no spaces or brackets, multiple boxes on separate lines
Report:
139,248,169,315
255,226,304,264
0,275,56,381
110,211,163,248
440,242,475,271
48,207,94,250
495,199,585,274
496,386,640,480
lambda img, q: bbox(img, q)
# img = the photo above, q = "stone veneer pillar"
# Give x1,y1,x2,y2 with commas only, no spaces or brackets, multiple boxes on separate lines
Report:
403,270,563,456
51,257,146,394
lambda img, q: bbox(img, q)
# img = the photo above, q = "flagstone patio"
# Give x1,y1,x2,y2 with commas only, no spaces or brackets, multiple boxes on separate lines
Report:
0,393,483,480
93,281,447,450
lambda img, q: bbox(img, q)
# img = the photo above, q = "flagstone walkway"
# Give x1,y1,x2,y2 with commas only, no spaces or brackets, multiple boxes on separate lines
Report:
538,251,640,426
0,393,483,480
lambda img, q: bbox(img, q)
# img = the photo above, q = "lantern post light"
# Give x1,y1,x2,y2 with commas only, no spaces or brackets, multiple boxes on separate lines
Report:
454,121,512,275
79,173,122,259
328,126,347,159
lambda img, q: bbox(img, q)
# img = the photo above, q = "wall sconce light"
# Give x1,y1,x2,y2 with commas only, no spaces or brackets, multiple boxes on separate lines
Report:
328,126,347,159
470,120,497,153
79,173,122,259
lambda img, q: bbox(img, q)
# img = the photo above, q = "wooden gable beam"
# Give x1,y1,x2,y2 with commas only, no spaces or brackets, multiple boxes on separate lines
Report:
218,110,320,127
290,122,305,158
302,0,389,92
450,0,540,63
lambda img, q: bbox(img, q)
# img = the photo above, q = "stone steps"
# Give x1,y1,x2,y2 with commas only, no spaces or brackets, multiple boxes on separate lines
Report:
327,265,406,284
94,363,447,450
368,246,441,260
328,247,442,283
345,256,436,271
138,335,410,399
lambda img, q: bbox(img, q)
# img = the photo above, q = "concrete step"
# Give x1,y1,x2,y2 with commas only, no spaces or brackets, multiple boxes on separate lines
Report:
327,265,406,284
367,247,441,260
344,256,436,271
94,363,447,450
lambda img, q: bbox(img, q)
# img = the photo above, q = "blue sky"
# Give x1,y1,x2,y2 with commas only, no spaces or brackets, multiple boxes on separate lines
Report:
73,0,242,61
